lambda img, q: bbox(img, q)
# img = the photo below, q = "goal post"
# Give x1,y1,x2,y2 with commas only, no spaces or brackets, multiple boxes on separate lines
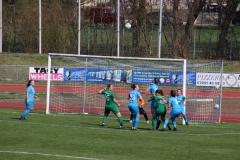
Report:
46,53,222,124
46,53,187,115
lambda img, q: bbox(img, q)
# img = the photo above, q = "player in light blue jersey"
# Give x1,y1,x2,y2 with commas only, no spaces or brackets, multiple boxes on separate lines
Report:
176,89,189,125
141,78,162,129
128,84,144,130
161,90,182,131
20,80,37,120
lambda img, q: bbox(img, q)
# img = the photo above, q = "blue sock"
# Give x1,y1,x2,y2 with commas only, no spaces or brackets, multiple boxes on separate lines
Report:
21,109,30,118
132,114,136,128
183,114,188,122
172,118,177,128
163,119,169,129
134,116,140,128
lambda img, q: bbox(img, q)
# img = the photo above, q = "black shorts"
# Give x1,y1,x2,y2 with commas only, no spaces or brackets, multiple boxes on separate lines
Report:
139,107,146,115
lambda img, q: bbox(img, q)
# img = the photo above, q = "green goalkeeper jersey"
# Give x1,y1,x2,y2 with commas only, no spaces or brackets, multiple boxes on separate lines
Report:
101,90,116,107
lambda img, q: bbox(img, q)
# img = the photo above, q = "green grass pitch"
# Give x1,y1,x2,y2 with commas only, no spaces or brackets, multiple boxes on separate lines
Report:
0,108,240,160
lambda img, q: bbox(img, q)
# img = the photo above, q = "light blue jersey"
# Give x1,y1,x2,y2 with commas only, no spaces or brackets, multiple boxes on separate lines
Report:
148,84,160,97
27,86,35,102
129,90,141,105
24,86,35,109
168,97,181,118
148,83,159,109
128,90,141,114
176,95,185,109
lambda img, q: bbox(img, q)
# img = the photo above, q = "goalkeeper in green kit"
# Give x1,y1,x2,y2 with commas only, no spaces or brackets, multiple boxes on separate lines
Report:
98,84,124,128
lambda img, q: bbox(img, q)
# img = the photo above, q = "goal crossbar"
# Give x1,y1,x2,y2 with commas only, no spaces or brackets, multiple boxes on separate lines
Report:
48,53,186,62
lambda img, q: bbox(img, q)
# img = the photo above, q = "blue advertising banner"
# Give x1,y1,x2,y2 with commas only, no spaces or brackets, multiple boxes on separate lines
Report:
131,70,196,85
63,68,196,85
63,68,128,82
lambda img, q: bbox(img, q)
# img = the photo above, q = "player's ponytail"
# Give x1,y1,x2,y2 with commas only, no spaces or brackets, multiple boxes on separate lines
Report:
26,80,32,88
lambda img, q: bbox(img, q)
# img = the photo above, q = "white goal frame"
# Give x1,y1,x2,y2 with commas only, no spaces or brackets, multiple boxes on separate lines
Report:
46,53,187,119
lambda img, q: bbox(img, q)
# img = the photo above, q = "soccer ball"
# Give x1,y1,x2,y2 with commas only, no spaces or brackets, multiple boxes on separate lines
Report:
215,85,220,89
214,104,220,109
125,23,131,29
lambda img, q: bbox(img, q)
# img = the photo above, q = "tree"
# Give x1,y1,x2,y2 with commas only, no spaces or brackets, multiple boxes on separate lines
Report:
180,0,207,58
216,0,240,59
163,0,207,58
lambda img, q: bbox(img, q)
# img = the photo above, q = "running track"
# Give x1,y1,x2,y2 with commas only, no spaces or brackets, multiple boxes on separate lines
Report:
1,84,240,123
1,84,240,97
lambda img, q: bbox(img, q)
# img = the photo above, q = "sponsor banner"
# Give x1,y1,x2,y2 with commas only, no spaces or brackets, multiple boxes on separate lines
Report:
28,67,240,88
29,67,63,81
131,70,196,85
196,73,240,87
63,68,196,85
63,68,129,82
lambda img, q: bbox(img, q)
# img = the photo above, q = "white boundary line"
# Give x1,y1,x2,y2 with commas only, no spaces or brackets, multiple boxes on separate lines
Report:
0,150,102,160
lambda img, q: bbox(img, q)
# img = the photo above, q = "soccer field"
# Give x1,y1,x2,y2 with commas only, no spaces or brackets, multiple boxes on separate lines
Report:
0,109,240,160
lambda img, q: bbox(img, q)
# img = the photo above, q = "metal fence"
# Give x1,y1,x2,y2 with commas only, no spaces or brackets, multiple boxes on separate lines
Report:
3,2,240,60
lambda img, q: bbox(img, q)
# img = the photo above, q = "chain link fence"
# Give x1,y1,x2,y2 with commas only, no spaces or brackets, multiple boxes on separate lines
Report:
2,1,240,60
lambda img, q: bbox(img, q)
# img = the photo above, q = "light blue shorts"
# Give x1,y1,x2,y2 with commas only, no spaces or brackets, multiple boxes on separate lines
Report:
24,98,34,109
128,104,140,114
169,110,182,118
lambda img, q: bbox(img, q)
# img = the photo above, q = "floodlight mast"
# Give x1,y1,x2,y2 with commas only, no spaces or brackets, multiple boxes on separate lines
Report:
78,0,81,55
158,0,163,58
39,0,42,54
117,0,120,57
0,0,2,53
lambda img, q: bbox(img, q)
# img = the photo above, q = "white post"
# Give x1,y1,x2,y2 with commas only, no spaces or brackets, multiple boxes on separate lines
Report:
39,0,42,54
219,60,223,123
78,0,81,55
83,58,88,114
117,0,120,57
46,54,51,114
158,0,163,58
0,0,2,53
182,59,187,125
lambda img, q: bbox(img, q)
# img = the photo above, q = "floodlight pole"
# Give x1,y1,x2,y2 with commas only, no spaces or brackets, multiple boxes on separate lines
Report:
158,0,163,58
117,0,120,57
78,0,81,55
39,0,42,54
0,0,2,53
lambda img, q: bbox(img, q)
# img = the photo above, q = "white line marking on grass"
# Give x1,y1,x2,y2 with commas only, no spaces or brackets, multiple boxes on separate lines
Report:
0,150,103,160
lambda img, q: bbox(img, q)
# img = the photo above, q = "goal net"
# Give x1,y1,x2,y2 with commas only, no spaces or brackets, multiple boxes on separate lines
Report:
46,53,222,124
185,61,223,124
